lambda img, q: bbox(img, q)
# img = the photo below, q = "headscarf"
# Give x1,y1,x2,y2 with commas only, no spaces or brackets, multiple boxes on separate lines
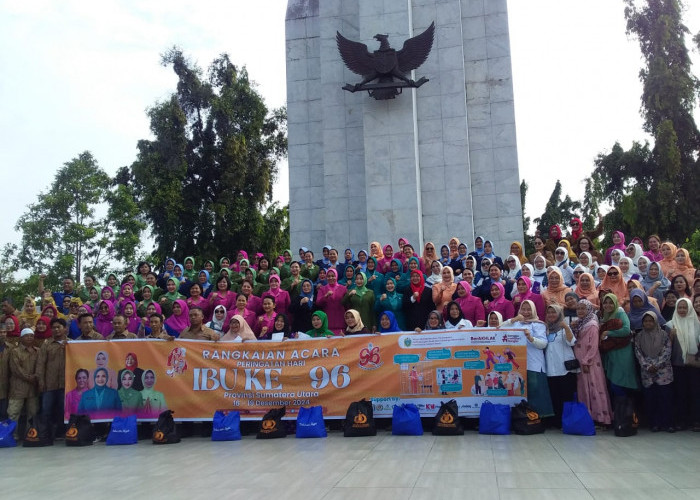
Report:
555,246,570,268
444,301,465,328
441,265,455,284
448,237,460,260
163,278,183,302
533,255,548,280
427,260,443,286
92,367,109,405
627,243,644,266
306,311,334,338
221,314,256,341
409,270,426,301
545,304,565,335
601,293,622,323
41,302,64,321
209,305,227,332
659,242,678,276
33,316,52,339
378,245,394,271
488,310,504,327
488,282,508,309
100,286,116,304
636,256,651,278
122,301,140,333
422,242,438,267
628,289,664,331
267,274,282,297
641,262,670,295
343,248,355,266
424,310,445,330
513,276,535,304
94,300,115,337
503,254,522,280
370,242,384,260
572,299,598,336
541,268,572,306
675,248,695,277
473,236,486,257
125,352,139,371
439,245,451,265
299,279,315,309
379,311,401,333
607,230,627,259
271,313,292,338
549,225,562,241
559,240,577,261
139,285,156,310
618,256,637,281
575,272,598,305
521,263,535,278
482,240,496,260
599,265,629,305
570,217,583,241
344,309,366,334
164,299,190,333
18,296,40,328
637,311,666,358
326,268,339,288
352,272,370,298
671,298,700,359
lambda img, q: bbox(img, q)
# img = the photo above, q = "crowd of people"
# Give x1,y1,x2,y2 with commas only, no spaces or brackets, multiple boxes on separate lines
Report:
1,218,699,440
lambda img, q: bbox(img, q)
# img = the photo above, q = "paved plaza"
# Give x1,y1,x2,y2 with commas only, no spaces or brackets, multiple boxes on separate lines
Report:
2,428,700,499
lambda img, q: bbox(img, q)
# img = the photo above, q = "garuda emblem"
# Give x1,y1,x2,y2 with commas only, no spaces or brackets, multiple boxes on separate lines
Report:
336,22,435,100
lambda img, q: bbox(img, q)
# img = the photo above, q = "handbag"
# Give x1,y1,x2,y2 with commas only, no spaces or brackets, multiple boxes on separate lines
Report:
106,415,138,445
296,406,327,439
257,407,287,439
152,410,180,444
562,393,595,436
24,415,54,447
511,400,545,435
613,395,638,437
212,410,242,441
599,318,629,353
432,400,463,436
564,359,581,371
65,413,96,447
391,404,423,436
0,419,17,448
478,401,511,435
343,399,377,437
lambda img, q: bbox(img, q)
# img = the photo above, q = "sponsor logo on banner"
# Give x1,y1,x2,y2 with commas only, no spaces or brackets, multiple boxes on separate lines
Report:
358,343,383,370
501,333,522,344
166,347,188,377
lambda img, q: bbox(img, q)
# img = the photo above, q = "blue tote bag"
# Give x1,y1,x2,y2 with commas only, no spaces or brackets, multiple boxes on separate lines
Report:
562,394,596,436
478,401,511,435
212,411,242,441
106,415,138,445
392,404,423,436
296,406,327,438
0,419,17,448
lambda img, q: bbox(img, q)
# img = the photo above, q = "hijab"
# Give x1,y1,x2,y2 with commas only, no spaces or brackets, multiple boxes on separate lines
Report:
637,311,666,358
444,301,465,328
424,310,445,330
221,315,256,341
488,282,508,308
343,248,355,266
353,272,370,298
139,285,155,309
488,310,504,327
325,268,339,288
533,255,548,278
503,254,522,280
628,289,664,331
545,304,565,335
422,242,438,267
267,275,282,297
299,279,315,309
559,240,577,261
482,240,496,260
575,272,598,305
601,293,622,323
409,270,426,301
618,256,637,281
18,296,40,328
513,276,535,304
627,243,644,266
356,249,368,272
370,242,384,260
101,286,116,304
541,268,572,306
600,265,629,305
306,311,334,338
272,313,293,338
510,241,528,265
164,299,190,333
439,245,451,265
675,248,695,276
641,262,670,294
671,298,700,359
94,300,115,337
380,311,401,333
659,242,678,276
555,246,570,268
345,309,366,334
637,256,651,278
448,237,460,260
34,316,52,339
427,260,443,286
517,300,539,323
163,278,183,302
208,305,227,332
122,301,140,333
572,299,598,336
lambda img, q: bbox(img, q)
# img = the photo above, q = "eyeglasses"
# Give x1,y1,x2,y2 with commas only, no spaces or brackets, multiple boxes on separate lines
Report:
556,251,565,255
607,271,619,276
574,271,584,275
571,223,580,227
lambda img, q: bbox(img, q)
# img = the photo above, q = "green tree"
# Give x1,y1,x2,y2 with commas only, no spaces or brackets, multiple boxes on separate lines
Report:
533,180,582,237
15,152,112,283
130,48,288,265
593,0,700,242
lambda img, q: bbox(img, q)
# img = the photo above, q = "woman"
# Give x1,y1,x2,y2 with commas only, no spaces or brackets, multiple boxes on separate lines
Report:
541,268,572,307
553,247,575,286
115,283,137,314
641,261,670,305
438,245,451,266
643,235,664,262
281,261,303,300
137,285,157,317
255,296,277,339
577,252,598,277
221,314,257,342
543,304,578,427
530,236,554,267
604,230,627,265
502,300,554,417
432,266,457,315
600,293,639,395
511,276,546,320
481,240,503,268
671,275,692,299
164,299,190,337
209,276,236,314
206,305,228,334
672,248,696,284
355,250,369,273
262,275,291,317
571,299,612,425
364,256,384,295
79,368,122,415
531,255,549,287
140,369,167,419
659,242,678,277
375,277,405,330
377,244,395,273
343,272,376,332
634,311,674,432
453,280,486,325
628,288,664,333
485,282,515,320
289,279,315,333
510,241,528,265
599,265,629,308
306,311,335,338
316,269,347,334
101,286,117,305
379,311,401,333
618,257,637,282
122,302,141,334
444,301,473,330
559,239,578,264
343,309,370,336
422,242,438,274
448,237,460,261
667,298,700,431
402,270,434,331
449,242,470,275
469,236,485,262
160,277,185,316
661,290,680,321
64,368,89,421
94,300,116,338
369,241,384,262
18,296,39,329
271,313,294,339
502,255,522,296
88,350,118,389
426,260,443,287
118,370,143,414
255,257,272,286
626,243,644,268
574,272,599,308
33,316,52,346
419,310,445,332
575,236,603,265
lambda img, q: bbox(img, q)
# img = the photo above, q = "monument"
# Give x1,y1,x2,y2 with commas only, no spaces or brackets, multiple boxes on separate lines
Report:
285,0,523,256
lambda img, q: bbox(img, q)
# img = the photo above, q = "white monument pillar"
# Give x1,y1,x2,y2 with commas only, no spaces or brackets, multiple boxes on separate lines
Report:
285,0,523,257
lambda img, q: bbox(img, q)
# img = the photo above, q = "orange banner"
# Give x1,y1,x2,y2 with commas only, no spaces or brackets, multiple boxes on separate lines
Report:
64,329,528,422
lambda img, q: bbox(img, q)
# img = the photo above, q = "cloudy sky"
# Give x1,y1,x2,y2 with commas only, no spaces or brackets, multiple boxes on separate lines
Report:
1,0,699,255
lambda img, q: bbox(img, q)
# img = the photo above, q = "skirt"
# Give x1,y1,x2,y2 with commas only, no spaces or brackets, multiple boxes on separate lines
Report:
527,370,554,418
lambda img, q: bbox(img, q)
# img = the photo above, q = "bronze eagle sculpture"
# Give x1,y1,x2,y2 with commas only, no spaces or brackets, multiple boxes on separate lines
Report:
336,22,435,100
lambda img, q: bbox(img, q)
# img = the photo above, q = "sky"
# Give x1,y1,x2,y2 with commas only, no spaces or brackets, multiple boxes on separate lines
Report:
1,0,699,257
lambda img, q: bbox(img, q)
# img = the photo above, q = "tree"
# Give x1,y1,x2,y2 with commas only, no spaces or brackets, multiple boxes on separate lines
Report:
592,0,700,243
15,152,111,283
130,48,288,266
533,180,582,237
